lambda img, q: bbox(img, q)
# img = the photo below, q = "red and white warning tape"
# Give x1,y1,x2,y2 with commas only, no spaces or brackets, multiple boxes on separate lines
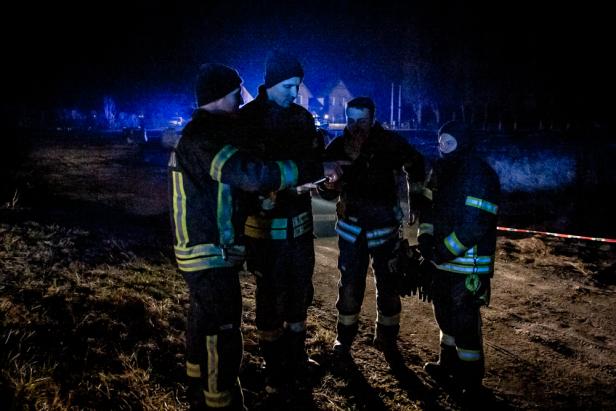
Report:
497,226,616,243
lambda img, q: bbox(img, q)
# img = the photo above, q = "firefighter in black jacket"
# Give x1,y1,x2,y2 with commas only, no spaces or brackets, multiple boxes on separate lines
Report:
418,121,500,400
238,51,326,395
318,97,426,362
168,63,338,410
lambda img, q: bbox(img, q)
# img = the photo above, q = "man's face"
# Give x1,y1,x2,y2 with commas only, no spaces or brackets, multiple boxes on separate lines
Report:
219,88,244,114
346,107,373,139
266,77,301,108
438,132,458,157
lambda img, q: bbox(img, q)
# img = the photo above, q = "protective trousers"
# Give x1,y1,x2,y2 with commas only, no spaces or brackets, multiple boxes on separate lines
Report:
182,268,244,410
246,234,315,385
335,235,401,347
432,270,489,387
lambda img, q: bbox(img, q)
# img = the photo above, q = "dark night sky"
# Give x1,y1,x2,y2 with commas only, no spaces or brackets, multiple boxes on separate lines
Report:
5,0,613,125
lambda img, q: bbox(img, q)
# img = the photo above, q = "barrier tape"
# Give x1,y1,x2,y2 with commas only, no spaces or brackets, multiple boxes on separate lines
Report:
497,226,616,244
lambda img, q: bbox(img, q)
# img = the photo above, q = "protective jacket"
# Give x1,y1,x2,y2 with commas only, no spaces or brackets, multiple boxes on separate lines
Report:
240,86,324,240
321,123,425,239
418,151,500,287
319,123,426,349
168,108,322,272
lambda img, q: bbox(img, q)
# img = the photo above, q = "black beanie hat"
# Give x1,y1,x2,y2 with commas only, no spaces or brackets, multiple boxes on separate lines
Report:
438,120,475,152
264,50,304,89
195,63,242,106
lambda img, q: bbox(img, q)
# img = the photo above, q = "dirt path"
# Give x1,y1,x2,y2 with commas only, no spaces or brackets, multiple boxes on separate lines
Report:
1,135,614,410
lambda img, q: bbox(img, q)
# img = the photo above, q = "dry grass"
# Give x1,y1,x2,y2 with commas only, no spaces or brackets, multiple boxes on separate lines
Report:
1,221,187,410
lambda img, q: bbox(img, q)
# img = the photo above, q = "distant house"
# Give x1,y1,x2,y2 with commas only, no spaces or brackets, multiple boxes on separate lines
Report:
326,80,353,123
241,85,254,105
296,83,313,110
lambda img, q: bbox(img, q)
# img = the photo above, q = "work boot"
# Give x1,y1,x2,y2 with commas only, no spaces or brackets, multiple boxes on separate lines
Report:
333,321,357,360
261,337,286,395
458,358,485,406
374,324,404,369
186,377,206,411
423,343,458,382
286,328,320,393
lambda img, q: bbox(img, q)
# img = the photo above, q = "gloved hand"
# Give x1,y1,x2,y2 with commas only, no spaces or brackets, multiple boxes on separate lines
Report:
417,257,437,303
387,239,419,297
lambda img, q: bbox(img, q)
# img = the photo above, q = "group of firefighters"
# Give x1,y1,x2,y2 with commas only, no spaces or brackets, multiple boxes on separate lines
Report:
168,51,500,410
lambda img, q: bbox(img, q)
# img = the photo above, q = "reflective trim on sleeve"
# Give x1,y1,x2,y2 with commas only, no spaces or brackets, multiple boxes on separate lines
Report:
465,195,498,215
217,183,234,245
276,160,299,189
444,231,467,256
172,171,189,247
209,145,239,181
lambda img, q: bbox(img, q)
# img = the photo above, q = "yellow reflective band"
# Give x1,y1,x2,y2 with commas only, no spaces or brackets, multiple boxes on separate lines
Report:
176,256,238,272
338,313,360,326
206,335,219,394
204,389,232,408
436,262,493,275
465,195,498,215
210,145,239,181
217,183,234,245
444,231,466,256
451,255,493,265
376,311,400,326
186,361,201,378
244,213,311,240
172,171,189,247
246,215,288,229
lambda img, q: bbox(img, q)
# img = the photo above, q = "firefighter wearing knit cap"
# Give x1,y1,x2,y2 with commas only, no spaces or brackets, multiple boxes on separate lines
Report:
239,50,325,398
170,62,334,410
417,121,500,404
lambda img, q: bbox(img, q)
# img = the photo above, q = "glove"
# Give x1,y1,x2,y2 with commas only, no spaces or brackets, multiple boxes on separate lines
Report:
387,239,419,297
417,257,437,303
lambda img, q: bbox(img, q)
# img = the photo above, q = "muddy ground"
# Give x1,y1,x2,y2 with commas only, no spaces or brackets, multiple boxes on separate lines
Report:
1,134,614,410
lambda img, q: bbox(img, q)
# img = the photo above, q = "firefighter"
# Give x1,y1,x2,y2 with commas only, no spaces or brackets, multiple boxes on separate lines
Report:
239,50,326,396
417,120,500,401
168,63,339,410
318,97,425,365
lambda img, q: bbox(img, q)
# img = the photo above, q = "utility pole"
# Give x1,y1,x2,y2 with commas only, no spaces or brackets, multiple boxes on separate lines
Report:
390,83,394,127
397,84,402,126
